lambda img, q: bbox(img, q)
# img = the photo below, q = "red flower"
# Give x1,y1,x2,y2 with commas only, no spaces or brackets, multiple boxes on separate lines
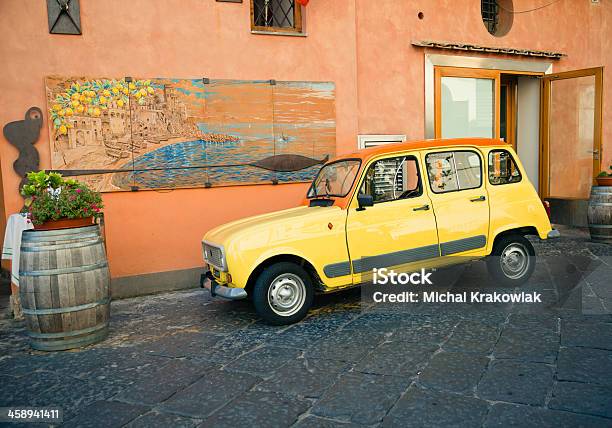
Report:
76,188,82,193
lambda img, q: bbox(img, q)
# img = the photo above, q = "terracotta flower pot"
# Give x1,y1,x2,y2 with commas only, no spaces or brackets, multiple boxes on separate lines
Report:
596,176,612,186
34,216,94,231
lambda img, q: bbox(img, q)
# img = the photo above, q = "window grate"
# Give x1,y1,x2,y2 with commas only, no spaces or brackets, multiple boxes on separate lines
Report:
253,0,297,29
481,0,499,35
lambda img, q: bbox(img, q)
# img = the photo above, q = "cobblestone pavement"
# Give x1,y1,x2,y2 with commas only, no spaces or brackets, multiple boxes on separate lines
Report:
1,228,612,427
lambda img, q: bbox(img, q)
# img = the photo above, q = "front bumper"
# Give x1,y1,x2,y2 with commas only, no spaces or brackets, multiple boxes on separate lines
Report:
200,270,248,300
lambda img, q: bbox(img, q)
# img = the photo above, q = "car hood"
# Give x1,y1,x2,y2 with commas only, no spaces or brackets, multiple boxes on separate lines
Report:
203,205,341,246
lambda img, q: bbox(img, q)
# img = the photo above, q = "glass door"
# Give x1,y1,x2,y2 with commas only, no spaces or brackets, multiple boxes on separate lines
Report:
540,67,603,199
434,67,500,139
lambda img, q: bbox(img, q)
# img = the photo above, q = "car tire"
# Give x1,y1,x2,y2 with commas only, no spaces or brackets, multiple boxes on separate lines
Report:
486,234,536,286
252,262,314,325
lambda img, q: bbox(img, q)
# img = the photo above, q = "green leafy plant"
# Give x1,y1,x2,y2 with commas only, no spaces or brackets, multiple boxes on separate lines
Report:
21,172,104,226
597,165,612,177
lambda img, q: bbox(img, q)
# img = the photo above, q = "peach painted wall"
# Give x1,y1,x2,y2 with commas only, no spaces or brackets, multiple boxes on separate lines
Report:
0,0,358,278
0,0,609,280
355,0,611,168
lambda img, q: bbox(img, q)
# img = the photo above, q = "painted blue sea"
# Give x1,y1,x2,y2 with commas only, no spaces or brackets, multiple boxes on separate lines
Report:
111,140,322,190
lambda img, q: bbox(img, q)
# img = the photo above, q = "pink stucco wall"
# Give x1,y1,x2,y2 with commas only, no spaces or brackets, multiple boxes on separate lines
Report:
0,0,609,279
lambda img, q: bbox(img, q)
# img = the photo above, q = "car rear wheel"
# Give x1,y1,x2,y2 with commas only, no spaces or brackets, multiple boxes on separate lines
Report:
486,234,536,286
252,262,314,325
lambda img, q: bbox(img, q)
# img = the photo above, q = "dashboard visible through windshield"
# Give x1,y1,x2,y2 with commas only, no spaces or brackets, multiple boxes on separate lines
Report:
307,159,361,198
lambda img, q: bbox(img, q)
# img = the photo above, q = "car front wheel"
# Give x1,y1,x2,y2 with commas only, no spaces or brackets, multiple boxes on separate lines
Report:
252,262,314,325
486,234,536,286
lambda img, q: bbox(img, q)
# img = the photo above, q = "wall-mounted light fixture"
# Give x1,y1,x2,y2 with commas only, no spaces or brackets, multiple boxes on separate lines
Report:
47,0,82,35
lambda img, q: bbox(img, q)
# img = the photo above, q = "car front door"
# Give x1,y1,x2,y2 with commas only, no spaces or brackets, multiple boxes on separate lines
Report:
422,148,490,258
346,153,440,285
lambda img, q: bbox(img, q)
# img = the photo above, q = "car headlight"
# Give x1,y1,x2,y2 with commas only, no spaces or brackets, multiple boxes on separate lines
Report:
202,241,227,271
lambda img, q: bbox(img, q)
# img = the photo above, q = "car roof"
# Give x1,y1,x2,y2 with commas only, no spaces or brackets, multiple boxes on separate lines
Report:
340,137,509,163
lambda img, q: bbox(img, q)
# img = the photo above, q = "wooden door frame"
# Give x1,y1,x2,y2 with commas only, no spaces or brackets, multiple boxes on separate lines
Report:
501,76,518,150
434,66,501,139
539,67,604,199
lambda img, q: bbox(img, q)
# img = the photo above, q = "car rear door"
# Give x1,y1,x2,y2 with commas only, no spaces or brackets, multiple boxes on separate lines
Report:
421,148,490,258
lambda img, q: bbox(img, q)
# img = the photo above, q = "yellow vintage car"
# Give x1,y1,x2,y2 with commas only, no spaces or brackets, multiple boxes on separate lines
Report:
202,138,558,324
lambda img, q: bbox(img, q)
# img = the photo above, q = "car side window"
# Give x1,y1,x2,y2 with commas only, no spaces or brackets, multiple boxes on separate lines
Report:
426,150,482,193
359,156,422,203
489,150,522,185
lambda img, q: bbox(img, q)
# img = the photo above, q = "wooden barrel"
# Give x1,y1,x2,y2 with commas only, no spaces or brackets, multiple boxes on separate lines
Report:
588,186,612,244
19,225,110,351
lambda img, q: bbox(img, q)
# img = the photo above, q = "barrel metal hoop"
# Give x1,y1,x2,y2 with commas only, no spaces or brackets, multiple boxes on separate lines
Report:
21,297,110,315
588,202,612,207
590,234,612,240
27,322,109,339
21,232,100,243
20,261,108,277
22,225,98,239
589,224,612,229
30,329,109,351
20,239,103,252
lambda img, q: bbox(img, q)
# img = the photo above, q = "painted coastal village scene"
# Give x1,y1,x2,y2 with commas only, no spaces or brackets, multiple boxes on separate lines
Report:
45,76,336,192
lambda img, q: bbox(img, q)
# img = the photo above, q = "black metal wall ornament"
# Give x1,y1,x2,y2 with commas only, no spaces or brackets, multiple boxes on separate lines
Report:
47,0,82,35
3,107,43,190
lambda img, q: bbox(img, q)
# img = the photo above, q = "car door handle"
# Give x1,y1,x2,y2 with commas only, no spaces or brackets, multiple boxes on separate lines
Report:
470,196,486,202
413,204,430,211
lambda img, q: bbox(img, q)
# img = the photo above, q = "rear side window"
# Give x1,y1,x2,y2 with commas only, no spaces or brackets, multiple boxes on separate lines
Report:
426,151,482,193
488,150,522,185
359,155,422,203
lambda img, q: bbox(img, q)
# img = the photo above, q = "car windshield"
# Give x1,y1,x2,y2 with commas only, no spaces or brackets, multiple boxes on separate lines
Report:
307,159,361,198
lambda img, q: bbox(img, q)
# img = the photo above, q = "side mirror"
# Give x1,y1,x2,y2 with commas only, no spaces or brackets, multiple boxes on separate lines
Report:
357,194,374,211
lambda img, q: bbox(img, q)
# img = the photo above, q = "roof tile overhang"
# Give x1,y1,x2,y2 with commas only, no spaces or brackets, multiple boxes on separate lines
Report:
412,40,565,59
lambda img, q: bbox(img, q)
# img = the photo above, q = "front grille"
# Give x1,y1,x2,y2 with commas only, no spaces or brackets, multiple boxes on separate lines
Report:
203,243,224,270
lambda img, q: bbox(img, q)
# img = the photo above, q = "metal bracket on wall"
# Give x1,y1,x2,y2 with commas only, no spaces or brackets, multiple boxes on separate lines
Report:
47,0,82,35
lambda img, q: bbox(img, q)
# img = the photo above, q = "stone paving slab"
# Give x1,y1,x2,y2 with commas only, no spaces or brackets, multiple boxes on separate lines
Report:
159,369,261,418
442,320,501,354
125,411,201,428
483,402,612,428
312,372,411,424
549,381,612,419
417,350,489,393
556,346,612,386
254,358,350,398
353,341,438,377
0,230,611,426
382,385,489,427
561,318,612,350
477,360,554,406
224,345,301,377
62,400,150,428
199,391,310,428
113,359,216,405
493,325,559,363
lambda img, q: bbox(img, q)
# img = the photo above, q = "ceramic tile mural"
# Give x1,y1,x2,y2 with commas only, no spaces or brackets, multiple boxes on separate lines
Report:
45,76,336,192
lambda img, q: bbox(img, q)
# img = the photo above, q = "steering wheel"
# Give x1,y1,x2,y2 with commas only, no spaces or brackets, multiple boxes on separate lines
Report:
398,189,419,200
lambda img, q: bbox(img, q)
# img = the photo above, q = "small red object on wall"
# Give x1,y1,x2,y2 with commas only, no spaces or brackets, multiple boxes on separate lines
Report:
296,0,309,6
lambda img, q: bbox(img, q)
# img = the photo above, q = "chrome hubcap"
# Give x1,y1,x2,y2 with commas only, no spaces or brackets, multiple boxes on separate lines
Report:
268,273,306,317
500,243,530,279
